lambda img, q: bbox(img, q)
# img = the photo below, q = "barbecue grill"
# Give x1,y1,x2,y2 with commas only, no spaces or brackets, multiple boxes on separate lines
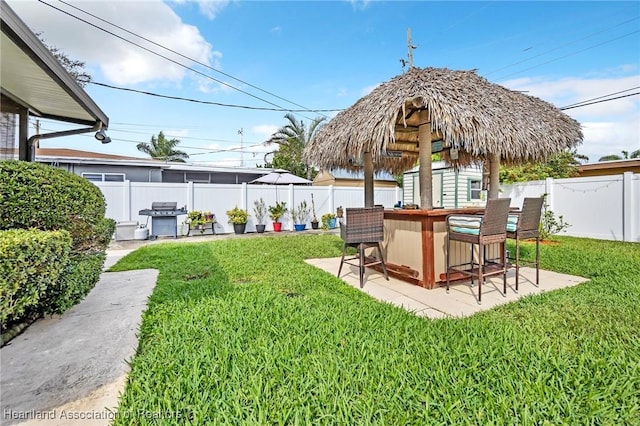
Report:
138,202,187,239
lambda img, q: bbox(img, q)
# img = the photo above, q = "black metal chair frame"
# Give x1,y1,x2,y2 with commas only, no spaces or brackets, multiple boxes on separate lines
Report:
507,197,544,291
445,198,511,303
337,206,389,288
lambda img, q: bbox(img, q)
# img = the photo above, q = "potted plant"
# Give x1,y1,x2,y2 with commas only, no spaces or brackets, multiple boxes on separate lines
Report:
310,194,319,229
253,197,267,233
268,201,287,232
292,200,310,231
186,210,211,234
321,212,337,230
226,206,249,235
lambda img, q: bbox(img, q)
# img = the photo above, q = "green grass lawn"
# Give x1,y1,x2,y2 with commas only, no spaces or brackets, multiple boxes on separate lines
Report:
109,235,640,425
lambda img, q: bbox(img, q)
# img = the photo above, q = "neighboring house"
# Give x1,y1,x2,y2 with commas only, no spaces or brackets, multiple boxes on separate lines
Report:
576,159,640,178
403,162,484,208
313,169,398,188
35,148,270,184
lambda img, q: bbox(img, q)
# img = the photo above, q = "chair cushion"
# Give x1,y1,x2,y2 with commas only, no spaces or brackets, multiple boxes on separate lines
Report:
448,215,482,235
507,214,519,232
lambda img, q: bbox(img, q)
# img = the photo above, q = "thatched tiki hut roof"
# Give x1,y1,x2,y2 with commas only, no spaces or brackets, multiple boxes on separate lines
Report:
304,67,582,208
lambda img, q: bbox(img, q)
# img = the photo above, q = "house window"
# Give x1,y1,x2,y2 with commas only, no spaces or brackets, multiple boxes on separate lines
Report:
185,172,210,183
468,178,482,200
82,173,125,182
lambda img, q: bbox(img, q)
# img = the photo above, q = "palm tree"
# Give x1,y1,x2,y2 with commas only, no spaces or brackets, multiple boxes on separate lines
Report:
137,131,188,162
265,113,326,179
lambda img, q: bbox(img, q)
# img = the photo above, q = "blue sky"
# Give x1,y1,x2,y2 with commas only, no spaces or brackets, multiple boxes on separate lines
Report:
7,0,640,167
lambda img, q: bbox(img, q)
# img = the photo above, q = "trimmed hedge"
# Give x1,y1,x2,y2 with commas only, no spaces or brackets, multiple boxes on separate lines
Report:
0,161,115,327
0,229,72,328
39,252,106,315
0,160,114,254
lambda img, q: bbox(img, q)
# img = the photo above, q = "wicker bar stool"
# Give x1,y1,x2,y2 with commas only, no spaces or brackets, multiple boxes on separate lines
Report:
445,198,511,303
507,197,544,291
337,206,389,288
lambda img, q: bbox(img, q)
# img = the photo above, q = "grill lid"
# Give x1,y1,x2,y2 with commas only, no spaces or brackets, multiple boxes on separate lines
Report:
151,201,177,211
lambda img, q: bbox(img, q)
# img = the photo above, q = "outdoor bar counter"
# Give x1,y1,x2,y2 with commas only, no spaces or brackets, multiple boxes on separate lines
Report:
381,208,502,289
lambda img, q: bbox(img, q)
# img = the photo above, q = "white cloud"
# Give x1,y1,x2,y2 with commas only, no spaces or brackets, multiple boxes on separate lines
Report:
500,73,640,161
252,124,278,140
194,0,230,20
348,0,371,11
164,129,190,138
270,26,282,34
8,0,219,86
360,83,379,96
170,0,231,20
501,75,640,115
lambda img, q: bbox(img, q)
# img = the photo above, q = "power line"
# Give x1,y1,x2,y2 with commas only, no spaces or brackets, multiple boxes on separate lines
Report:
560,86,640,109
484,16,640,77
37,119,263,145
36,0,315,120
494,30,640,80
87,80,342,113
55,0,327,119
560,92,639,110
38,124,268,155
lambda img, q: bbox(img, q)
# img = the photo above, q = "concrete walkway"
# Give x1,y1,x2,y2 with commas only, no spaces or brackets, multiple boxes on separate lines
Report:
1,251,154,426
306,257,589,318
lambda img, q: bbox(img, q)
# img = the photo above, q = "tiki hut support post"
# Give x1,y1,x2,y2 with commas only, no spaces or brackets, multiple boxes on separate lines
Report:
418,110,433,209
364,151,374,207
488,153,500,199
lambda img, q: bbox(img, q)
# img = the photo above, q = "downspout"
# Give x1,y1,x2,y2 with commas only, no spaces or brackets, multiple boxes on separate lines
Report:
27,121,103,162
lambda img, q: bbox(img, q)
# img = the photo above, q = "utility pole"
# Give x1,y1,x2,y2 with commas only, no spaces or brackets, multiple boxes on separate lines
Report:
407,27,417,69
32,119,40,159
238,128,244,167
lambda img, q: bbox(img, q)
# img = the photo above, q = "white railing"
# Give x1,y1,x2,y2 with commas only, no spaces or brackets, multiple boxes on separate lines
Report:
95,181,403,235
501,172,639,242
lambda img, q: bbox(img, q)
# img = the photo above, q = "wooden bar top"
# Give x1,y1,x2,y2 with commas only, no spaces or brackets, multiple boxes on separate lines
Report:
384,207,486,219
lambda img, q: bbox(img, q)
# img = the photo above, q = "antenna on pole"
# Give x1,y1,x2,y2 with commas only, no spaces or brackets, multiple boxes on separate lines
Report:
407,27,417,69
238,128,244,167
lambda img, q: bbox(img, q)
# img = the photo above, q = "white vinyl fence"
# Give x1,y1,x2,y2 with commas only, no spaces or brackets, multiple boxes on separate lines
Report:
95,181,403,235
501,172,639,242
95,172,639,242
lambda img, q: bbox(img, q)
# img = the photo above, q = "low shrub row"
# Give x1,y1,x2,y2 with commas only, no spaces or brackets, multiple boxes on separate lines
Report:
0,229,72,328
0,161,115,337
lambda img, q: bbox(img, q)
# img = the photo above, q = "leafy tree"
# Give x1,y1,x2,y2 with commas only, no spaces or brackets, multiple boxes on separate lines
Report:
137,131,188,162
264,113,326,179
499,150,586,183
599,149,640,161
36,33,91,87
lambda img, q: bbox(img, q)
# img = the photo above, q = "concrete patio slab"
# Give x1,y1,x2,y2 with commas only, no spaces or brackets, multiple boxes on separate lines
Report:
305,257,589,318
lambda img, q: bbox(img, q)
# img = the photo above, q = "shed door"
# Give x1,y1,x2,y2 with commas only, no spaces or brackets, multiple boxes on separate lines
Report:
411,173,443,208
